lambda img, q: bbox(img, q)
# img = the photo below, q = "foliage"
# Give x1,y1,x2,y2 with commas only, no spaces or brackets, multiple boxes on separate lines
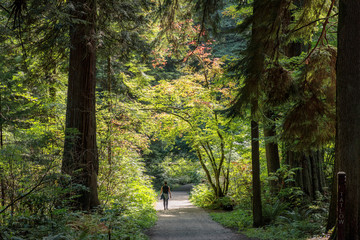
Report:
226,154,253,207
0,0,341,239
189,184,216,209
266,164,306,207
161,156,201,185
262,200,289,225
244,220,321,240
190,184,234,210
210,208,252,230
211,201,326,240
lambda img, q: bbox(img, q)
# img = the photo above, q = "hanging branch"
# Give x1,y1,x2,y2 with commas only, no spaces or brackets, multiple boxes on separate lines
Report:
291,13,338,34
301,0,336,64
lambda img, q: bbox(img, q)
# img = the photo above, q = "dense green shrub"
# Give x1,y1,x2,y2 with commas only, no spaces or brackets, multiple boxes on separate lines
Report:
210,208,252,230
262,200,289,224
161,157,201,186
189,184,216,208
190,184,234,210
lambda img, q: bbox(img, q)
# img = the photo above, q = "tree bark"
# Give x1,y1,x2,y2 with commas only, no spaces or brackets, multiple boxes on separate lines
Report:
62,0,100,210
327,147,339,231
251,117,263,227
264,111,280,194
336,0,360,238
287,151,325,199
0,88,4,207
248,0,265,227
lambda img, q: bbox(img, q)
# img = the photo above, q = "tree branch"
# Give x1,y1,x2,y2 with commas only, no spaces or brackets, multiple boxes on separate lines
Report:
0,169,50,214
196,148,216,192
0,4,10,13
200,142,217,172
291,13,338,34
301,0,337,64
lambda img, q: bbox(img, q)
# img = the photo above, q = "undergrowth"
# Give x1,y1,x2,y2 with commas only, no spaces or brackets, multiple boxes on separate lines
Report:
210,206,325,240
0,174,157,240
191,183,329,240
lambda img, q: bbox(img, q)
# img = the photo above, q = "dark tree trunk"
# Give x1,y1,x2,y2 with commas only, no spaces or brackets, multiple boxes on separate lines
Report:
327,148,339,231
336,0,360,238
62,0,100,210
248,0,265,227
107,57,113,166
287,151,326,199
0,89,4,207
251,117,263,227
264,111,280,194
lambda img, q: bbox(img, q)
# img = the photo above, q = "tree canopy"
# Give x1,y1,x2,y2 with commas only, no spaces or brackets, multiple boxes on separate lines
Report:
0,0,357,239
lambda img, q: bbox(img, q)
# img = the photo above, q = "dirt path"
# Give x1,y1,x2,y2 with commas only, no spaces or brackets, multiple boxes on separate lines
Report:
147,185,254,240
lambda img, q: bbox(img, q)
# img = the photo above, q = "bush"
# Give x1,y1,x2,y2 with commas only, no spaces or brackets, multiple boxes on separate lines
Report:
161,157,201,186
210,208,252,230
262,200,289,224
212,196,234,211
189,184,215,208
190,184,235,210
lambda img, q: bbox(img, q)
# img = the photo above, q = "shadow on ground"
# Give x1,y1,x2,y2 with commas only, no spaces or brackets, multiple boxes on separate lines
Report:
147,184,255,240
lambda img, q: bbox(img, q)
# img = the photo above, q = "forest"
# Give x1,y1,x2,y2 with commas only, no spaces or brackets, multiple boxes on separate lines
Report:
0,0,358,239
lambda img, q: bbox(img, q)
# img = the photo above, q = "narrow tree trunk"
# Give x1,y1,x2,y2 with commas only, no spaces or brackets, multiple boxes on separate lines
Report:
0,89,4,207
249,0,264,227
62,0,100,210
302,154,313,198
336,0,360,238
196,148,217,195
264,111,280,194
251,101,263,227
107,56,112,166
327,145,339,231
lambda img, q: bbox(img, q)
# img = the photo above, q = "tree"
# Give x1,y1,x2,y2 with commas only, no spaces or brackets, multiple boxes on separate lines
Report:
147,36,239,198
228,0,274,227
61,0,99,210
335,0,360,238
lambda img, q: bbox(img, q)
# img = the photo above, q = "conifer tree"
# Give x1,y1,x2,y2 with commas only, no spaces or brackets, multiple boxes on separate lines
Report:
335,0,360,238
62,0,99,210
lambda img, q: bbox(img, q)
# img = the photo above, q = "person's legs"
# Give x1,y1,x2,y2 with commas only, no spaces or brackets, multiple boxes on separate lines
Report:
163,193,168,210
165,198,168,210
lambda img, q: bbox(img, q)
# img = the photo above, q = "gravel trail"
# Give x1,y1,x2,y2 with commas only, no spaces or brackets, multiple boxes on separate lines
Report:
147,185,254,240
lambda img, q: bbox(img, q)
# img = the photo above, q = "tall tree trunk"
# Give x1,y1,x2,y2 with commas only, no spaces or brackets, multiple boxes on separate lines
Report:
251,102,263,227
336,0,360,238
246,0,266,227
107,56,112,166
62,0,100,210
264,111,280,194
0,88,4,207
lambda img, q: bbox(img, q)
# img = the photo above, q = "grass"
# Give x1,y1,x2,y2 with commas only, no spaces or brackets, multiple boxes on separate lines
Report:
210,208,252,230
210,208,324,240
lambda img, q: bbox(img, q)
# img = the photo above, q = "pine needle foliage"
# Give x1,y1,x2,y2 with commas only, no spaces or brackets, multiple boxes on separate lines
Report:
263,64,293,106
156,0,222,33
227,0,292,118
288,0,335,44
97,0,155,59
282,45,336,150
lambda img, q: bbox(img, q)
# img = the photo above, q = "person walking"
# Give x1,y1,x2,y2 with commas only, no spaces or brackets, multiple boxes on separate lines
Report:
160,181,172,210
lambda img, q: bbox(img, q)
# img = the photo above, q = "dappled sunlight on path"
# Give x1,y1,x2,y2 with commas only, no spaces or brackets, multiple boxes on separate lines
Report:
147,186,253,240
